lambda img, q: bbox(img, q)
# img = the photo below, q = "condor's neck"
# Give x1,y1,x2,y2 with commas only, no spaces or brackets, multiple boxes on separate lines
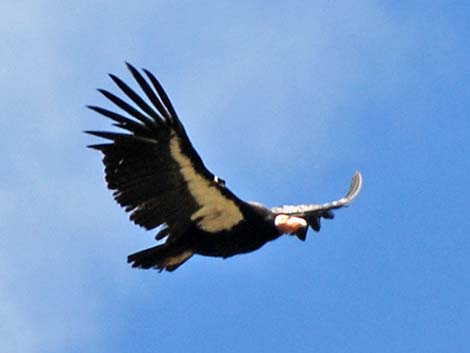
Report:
240,202,280,238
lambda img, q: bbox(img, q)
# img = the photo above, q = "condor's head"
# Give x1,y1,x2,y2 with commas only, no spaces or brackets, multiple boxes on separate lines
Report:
274,214,308,235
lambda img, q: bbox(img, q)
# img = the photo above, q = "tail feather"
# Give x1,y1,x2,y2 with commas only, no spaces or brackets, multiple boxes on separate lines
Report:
127,243,193,272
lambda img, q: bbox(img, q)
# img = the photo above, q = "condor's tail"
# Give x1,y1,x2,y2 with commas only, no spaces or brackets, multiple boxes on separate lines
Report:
127,243,194,272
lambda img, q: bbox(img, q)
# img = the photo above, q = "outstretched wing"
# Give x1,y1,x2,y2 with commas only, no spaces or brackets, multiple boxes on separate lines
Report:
86,63,245,241
271,172,363,239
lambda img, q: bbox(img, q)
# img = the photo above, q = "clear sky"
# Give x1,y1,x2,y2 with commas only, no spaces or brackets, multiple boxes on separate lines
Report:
2,1,469,352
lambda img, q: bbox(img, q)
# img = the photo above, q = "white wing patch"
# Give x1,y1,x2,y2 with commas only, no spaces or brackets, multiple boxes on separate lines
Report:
169,135,244,233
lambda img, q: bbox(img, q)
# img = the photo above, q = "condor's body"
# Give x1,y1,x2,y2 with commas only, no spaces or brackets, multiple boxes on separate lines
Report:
188,203,280,258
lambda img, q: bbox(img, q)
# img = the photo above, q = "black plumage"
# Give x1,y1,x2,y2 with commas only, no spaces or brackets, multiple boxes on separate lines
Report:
86,63,362,272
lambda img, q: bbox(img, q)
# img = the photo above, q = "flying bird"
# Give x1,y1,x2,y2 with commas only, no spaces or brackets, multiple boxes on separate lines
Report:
86,63,362,272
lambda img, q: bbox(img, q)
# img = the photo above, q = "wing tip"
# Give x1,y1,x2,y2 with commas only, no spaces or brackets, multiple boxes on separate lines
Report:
345,171,363,202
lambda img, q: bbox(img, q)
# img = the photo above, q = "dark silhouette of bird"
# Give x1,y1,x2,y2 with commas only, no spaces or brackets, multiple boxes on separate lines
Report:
86,63,363,272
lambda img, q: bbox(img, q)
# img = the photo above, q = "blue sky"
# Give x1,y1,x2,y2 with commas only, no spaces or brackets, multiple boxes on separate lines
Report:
2,1,469,352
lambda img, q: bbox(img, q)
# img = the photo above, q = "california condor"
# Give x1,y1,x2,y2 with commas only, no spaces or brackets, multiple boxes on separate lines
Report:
86,63,363,272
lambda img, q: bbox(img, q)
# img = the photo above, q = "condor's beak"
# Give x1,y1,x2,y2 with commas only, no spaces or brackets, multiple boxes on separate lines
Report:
274,214,308,235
